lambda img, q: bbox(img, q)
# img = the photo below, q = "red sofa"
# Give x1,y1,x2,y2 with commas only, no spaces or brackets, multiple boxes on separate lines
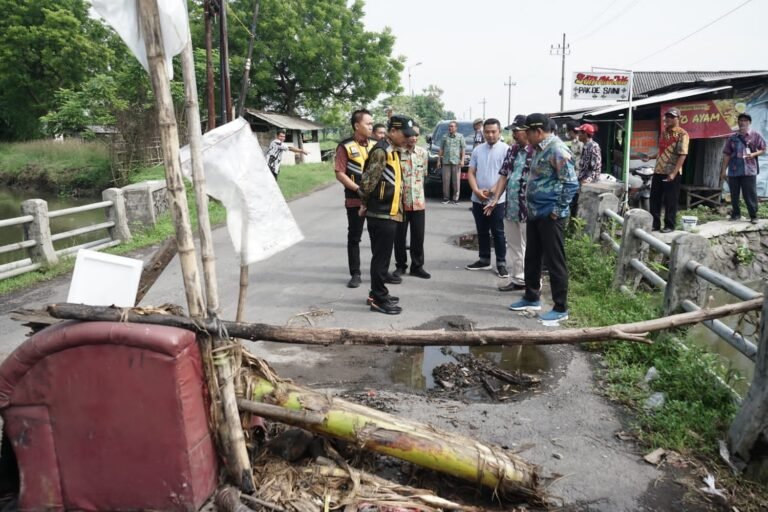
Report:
0,321,218,511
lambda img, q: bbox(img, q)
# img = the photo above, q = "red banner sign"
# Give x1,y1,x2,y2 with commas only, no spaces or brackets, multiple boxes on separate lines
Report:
660,99,746,139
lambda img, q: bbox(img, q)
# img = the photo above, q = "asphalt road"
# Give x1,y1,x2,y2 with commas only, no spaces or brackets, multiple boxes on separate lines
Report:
0,183,694,511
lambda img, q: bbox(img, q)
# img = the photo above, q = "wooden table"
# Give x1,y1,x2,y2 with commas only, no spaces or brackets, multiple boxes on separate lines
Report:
681,185,722,209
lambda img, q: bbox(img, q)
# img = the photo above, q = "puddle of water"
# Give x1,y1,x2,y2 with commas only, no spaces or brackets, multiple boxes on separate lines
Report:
391,344,550,391
688,280,763,395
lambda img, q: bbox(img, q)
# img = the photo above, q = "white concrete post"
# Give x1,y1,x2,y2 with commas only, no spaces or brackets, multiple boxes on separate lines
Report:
664,233,712,315
20,199,58,266
614,208,653,289
102,188,132,242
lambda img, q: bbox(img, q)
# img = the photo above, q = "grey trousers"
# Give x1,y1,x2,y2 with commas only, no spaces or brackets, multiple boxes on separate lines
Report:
441,164,460,201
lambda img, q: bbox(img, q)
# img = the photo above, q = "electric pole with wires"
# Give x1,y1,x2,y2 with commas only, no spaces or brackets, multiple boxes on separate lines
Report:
550,33,570,112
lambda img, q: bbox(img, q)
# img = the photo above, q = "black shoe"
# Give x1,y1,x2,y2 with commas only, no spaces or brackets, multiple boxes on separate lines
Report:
466,260,492,271
347,274,361,288
750,218,758,225
384,272,402,284
370,300,402,315
392,267,406,278
498,281,525,292
661,227,673,233
496,265,509,278
441,199,450,205
652,227,660,232
367,294,399,305
409,267,431,279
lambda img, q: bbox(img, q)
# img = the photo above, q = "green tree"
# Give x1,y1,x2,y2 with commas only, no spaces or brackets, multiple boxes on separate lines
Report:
200,0,403,115
375,86,454,134
0,0,113,140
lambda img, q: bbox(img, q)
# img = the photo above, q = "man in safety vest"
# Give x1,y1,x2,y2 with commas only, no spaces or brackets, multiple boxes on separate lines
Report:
334,109,376,288
357,115,414,314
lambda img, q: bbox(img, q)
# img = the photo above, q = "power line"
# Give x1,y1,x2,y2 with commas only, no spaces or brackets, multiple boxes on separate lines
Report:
629,0,754,66
571,0,623,39
573,0,640,43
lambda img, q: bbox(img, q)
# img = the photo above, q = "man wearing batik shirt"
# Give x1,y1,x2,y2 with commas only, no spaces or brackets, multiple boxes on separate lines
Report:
720,113,766,224
569,123,602,219
508,113,578,325
393,125,431,279
646,108,689,233
485,115,533,291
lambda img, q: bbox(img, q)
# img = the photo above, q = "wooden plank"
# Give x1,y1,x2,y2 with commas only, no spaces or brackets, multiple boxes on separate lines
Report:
134,236,178,305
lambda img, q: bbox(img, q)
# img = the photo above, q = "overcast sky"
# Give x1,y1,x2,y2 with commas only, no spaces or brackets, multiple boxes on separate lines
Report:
361,0,766,124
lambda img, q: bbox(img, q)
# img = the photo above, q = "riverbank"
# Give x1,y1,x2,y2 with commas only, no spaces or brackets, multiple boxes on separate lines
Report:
0,139,112,196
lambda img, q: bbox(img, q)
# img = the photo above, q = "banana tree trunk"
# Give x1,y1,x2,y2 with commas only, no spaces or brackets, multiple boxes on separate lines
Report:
244,376,541,501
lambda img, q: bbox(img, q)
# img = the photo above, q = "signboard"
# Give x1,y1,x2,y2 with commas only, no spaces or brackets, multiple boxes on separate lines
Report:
659,99,747,139
571,72,630,100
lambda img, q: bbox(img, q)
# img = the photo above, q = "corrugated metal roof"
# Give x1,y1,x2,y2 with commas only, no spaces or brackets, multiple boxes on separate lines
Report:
244,109,324,130
584,86,731,118
633,71,767,96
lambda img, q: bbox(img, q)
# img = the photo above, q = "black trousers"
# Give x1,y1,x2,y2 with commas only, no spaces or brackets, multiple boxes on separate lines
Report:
394,209,425,271
728,175,758,220
524,216,568,312
471,201,507,265
649,173,681,231
367,217,398,303
569,192,580,220
346,206,366,276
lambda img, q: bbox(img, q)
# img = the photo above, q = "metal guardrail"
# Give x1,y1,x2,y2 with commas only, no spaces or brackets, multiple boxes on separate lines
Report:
0,198,121,281
601,208,760,363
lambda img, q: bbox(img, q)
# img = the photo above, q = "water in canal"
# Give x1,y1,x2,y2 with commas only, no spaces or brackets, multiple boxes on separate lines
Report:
0,186,107,265
688,280,764,396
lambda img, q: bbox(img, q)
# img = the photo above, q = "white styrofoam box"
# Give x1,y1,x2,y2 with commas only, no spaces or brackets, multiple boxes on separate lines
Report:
67,249,143,307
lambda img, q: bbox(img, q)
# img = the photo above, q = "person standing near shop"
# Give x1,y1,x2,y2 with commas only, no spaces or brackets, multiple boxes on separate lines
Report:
720,113,766,224
569,123,602,219
646,108,688,233
394,124,431,279
359,115,414,315
438,120,466,204
466,118,509,278
485,115,533,291
508,113,578,324
334,109,375,288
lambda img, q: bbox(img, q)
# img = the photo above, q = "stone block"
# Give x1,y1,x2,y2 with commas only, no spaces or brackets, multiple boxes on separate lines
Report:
121,180,168,228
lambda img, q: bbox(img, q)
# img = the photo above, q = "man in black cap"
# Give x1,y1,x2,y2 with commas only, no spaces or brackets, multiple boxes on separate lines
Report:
357,115,414,314
508,113,578,325
644,107,688,233
720,112,766,224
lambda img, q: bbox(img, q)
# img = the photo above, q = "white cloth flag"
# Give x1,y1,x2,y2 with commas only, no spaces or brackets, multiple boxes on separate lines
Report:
180,118,304,264
91,0,189,79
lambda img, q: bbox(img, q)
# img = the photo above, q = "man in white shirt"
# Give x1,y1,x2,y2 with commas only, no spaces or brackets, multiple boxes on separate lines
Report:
466,118,510,278
266,129,308,179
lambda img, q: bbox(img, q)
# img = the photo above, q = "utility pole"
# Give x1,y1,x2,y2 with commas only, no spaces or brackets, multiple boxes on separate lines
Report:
219,0,232,123
479,98,487,119
204,0,217,129
236,0,260,118
550,33,570,112
504,76,517,127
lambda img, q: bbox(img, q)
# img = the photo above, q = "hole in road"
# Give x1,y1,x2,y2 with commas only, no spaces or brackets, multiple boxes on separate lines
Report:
390,316,551,402
453,232,479,250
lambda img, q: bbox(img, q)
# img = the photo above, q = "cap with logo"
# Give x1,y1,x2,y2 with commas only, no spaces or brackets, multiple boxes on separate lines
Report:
664,107,681,118
387,115,417,137
576,124,596,135
524,113,550,130
510,114,528,131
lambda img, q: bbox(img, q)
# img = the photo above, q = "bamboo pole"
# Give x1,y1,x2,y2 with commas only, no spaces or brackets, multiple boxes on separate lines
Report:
247,377,541,499
137,0,205,319
46,296,763,347
137,0,253,491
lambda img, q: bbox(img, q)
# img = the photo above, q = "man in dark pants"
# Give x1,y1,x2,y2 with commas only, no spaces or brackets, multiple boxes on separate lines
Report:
334,109,376,288
508,113,578,324
394,124,431,279
720,113,766,224
358,115,413,314
646,108,689,233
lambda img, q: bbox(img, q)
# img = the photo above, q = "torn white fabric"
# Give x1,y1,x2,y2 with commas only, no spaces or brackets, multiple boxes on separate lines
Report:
91,0,188,79
180,118,304,264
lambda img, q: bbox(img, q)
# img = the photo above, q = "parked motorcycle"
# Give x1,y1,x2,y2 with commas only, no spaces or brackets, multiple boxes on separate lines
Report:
627,166,654,211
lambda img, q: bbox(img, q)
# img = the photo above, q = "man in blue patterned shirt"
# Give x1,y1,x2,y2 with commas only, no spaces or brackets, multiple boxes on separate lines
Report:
508,113,578,324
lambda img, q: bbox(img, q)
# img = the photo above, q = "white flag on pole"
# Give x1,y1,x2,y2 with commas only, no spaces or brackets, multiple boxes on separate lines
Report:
180,118,304,264
91,0,189,79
